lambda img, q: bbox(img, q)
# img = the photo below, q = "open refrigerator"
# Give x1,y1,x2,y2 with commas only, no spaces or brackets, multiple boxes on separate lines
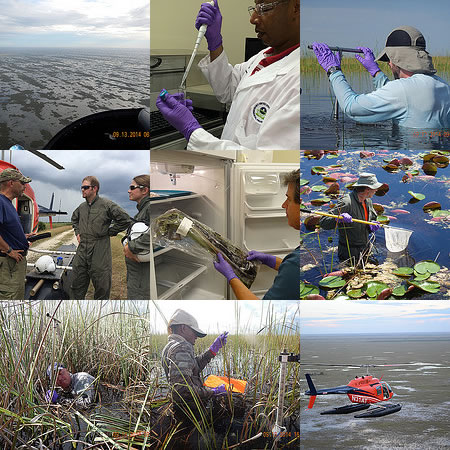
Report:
150,150,299,299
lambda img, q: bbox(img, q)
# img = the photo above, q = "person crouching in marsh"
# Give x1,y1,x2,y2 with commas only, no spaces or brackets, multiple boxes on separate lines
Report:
46,362,97,408
161,309,228,433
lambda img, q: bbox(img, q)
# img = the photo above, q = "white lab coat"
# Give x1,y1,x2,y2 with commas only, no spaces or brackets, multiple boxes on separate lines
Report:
187,47,300,150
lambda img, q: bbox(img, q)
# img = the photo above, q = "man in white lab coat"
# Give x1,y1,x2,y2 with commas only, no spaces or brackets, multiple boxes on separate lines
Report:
156,0,300,150
214,169,300,300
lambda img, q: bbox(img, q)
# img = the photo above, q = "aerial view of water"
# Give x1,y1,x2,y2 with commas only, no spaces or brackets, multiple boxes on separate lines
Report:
300,71,450,151
0,47,149,149
300,150,450,299
300,333,450,450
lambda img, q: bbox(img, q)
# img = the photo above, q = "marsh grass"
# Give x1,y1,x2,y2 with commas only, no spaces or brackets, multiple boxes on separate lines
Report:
0,301,299,449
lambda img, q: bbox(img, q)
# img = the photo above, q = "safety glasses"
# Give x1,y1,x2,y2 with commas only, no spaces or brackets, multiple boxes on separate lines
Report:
129,185,145,190
248,0,289,16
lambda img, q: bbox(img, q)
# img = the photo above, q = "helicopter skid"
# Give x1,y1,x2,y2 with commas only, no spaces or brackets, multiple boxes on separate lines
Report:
320,404,370,415
354,403,402,418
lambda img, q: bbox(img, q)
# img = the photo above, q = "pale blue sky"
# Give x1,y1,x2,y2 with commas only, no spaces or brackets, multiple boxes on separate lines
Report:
0,0,149,48
301,0,450,56
301,301,450,335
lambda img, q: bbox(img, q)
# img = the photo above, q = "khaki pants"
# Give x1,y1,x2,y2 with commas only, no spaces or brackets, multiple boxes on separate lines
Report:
0,256,27,300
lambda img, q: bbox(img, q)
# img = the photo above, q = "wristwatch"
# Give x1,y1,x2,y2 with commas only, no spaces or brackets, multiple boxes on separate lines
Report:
327,66,340,77
6,247,12,254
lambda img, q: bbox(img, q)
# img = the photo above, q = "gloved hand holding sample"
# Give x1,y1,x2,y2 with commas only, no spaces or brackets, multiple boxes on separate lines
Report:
211,383,227,395
156,91,201,140
311,42,341,72
213,253,237,283
195,0,223,51
209,331,229,354
247,250,277,269
338,213,353,224
369,222,382,233
355,47,380,77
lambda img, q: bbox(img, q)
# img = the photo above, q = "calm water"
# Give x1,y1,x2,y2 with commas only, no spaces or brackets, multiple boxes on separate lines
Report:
300,333,450,450
300,71,450,151
0,47,149,149
300,150,450,299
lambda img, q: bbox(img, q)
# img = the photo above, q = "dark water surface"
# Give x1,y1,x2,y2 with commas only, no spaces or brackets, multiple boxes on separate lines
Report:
301,71,450,151
300,333,450,450
300,150,450,299
0,47,149,149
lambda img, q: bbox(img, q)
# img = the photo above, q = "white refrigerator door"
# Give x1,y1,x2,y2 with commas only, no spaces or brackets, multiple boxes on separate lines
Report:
230,163,299,297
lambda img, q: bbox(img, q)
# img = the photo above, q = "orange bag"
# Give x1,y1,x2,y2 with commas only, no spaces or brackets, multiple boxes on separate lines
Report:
204,375,247,393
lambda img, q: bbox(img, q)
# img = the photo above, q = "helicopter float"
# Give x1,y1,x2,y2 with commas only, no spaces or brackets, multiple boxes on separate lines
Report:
304,364,403,418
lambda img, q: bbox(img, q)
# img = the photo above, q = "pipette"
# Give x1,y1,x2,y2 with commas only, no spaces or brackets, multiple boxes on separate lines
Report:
179,0,215,93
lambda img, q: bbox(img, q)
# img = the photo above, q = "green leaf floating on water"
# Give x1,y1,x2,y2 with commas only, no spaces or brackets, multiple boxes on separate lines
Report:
327,154,339,158
408,280,440,294
410,170,419,176
347,289,363,299
414,261,440,274
300,178,310,186
311,185,328,192
319,276,346,289
392,267,414,277
364,281,389,298
310,197,331,206
312,166,328,174
392,285,407,297
300,282,320,299
431,210,450,218
413,272,431,281
377,215,390,224
408,191,426,201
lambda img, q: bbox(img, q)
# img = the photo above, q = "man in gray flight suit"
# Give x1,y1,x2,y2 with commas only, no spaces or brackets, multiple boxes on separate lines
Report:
161,309,229,424
0,168,32,300
45,362,96,408
123,174,150,299
71,176,131,299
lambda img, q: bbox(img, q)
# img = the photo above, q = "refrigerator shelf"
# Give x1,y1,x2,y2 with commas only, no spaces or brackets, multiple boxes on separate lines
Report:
150,190,201,203
153,246,172,257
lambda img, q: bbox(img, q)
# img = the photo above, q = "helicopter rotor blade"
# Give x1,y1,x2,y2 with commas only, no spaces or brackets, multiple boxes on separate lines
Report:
301,363,417,368
26,150,64,170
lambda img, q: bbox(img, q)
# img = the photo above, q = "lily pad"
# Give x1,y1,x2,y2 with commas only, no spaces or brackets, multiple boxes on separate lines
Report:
319,276,346,289
373,203,384,214
322,176,338,183
392,285,407,297
414,261,440,274
422,162,437,176
398,157,413,166
382,164,400,173
413,272,431,281
304,215,321,231
326,154,339,159
423,201,441,211
433,155,449,168
410,169,420,176
300,282,320,299
347,289,363,299
311,185,328,192
408,191,426,201
311,166,328,175
377,215,390,224
325,183,340,195
300,178,310,186
364,281,389,298
392,267,414,277
408,280,440,294
431,210,450,218
311,197,331,206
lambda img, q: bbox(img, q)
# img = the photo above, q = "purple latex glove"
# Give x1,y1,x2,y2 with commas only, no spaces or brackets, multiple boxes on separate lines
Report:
195,0,223,51
311,42,341,72
210,331,228,354
45,389,59,403
338,213,353,224
211,384,227,395
213,253,238,283
156,90,201,140
369,222,382,232
355,47,380,77
247,250,276,269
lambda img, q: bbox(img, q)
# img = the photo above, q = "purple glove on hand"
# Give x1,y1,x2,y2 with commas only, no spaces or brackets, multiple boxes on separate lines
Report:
369,222,382,232
213,253,238,283
211,384,227,395
45,389,59,403
156,90,201,141
210,331,228,354
247,250,276,269
195,0,223,51
311,42,341,72
355,47,380,77
338,213,353,224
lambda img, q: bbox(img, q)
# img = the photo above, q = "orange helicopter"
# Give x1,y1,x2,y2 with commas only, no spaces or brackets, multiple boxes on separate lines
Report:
305,364,403,418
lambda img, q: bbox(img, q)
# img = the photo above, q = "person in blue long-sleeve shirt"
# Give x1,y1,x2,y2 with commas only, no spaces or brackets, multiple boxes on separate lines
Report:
312,26,450,129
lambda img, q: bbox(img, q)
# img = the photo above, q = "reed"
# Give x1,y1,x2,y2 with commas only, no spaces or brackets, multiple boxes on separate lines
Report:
0,300,299,449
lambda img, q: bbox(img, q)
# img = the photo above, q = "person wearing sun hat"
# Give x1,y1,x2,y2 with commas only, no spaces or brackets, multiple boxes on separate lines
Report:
311,26,450,128
161,309,229,424
319,173,382,265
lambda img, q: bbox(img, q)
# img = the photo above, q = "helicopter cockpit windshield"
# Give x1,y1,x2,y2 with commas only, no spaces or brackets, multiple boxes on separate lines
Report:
381,382,392,399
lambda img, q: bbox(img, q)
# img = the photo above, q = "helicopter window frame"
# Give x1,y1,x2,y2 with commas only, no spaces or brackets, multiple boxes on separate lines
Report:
376,386,382,397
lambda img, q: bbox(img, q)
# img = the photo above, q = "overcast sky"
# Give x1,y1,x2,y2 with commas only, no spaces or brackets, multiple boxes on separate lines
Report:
301,301,450,334
301,0,450,56
6,149,149,220
0,0,149,48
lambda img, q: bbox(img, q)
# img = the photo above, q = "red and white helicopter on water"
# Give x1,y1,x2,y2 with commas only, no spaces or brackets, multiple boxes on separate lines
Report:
304,364,405,418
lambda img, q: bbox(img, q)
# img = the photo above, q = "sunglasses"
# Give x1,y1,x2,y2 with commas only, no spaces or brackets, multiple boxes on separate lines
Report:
129,185,146,190
81,185,93,191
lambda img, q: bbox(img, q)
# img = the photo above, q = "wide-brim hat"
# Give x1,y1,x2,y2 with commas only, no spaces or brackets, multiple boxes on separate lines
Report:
352,173,383,190
376,26,436,75
168,309,207,337
0,168,32,183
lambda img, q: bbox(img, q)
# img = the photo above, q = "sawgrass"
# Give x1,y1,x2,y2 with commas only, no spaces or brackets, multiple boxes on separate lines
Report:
0,300,299,449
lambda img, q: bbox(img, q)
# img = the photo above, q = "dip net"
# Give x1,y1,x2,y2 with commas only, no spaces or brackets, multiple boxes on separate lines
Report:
384,226,413,253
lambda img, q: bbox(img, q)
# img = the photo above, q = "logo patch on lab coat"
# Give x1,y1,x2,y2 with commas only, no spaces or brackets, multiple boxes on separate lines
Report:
252,102,270,124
